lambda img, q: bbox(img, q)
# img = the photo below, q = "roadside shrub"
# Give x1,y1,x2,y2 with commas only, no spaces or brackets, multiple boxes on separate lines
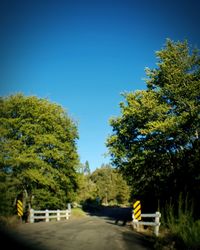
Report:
164,195,200,249
0,215,20,229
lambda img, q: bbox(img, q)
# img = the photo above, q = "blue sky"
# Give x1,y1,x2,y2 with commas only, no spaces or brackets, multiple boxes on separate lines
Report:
1,0,200,172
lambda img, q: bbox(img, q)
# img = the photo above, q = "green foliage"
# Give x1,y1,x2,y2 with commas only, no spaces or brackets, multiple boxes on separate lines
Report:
84,160,90,175
75,174,97,204
76,161,90,175
0,93,79,214
164,195,200,249
106,39,200,211
0,172,20,215
75,164,131,206
90,164,131,205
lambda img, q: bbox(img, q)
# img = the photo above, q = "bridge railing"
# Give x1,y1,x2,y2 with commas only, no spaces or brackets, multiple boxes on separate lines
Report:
132,211,161,236
29,208,71,223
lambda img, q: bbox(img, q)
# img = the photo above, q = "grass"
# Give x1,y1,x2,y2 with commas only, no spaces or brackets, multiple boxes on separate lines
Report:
154,195,200,250
71,208,87,218
0,215,20,229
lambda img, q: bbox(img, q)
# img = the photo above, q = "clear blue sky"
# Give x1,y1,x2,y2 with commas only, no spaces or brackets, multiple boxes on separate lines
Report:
1,0,200,172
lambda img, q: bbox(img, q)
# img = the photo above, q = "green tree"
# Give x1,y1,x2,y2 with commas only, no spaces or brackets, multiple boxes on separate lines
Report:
84,160,90,175
0,93,79,214
106,40,200,211
75,174,97,204
90,164,131,205
76,161,90,175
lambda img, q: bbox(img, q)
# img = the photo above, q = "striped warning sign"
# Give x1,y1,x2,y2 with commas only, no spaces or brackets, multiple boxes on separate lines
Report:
133,200,141,220
17,200,23,217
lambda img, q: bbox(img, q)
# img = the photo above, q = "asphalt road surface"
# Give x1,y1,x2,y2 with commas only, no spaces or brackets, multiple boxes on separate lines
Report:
1,210,153,250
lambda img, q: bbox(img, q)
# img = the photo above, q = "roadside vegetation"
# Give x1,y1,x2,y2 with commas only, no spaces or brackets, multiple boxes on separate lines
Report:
153,195,200,249
0,215,20,230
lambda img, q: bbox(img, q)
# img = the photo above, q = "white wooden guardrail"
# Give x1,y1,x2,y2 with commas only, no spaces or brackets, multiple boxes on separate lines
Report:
29,209,71,223
132,212,161,236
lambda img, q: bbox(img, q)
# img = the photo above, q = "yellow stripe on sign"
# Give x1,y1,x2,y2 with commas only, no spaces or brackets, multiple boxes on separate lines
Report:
17,209,23,216
17,205,23,213
18,211,23,216
17,204,22,210
134,204,141,214
136,216,141,221
17,206,23,214
133,200,140,208
17,200,23,217
17,200,23,206
135,211,141,220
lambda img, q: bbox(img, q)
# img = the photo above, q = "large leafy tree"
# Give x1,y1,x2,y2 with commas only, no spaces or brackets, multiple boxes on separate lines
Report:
106,40,200,211
0,94,79,214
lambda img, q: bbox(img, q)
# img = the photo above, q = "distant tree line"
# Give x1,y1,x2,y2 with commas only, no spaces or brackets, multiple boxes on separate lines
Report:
106,39,200,215
76,163,131,206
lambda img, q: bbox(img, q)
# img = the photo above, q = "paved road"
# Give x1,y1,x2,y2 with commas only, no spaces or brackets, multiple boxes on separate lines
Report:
2,214,153,250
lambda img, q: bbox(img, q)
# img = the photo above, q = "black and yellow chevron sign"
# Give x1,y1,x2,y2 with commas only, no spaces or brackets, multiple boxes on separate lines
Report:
17,200,23,217
133,200,141,221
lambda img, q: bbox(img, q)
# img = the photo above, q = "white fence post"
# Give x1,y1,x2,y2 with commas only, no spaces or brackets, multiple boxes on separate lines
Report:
66,210,69,220
154,212,161,236
67,203,71,216
132,211,161,236
30,209,34,223
45,209,49,222
29,208,71,223
57,209,60,221
132,212,138,230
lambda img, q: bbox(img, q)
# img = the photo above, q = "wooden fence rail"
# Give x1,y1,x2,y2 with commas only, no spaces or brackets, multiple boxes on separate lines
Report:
30,209,71,223
132,211,161,236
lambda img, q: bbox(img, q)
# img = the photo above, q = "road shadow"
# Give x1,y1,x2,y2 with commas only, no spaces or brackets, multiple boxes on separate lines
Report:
0,227,49,250
83,204,133,225
122,230,154,250
84,205,154,249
